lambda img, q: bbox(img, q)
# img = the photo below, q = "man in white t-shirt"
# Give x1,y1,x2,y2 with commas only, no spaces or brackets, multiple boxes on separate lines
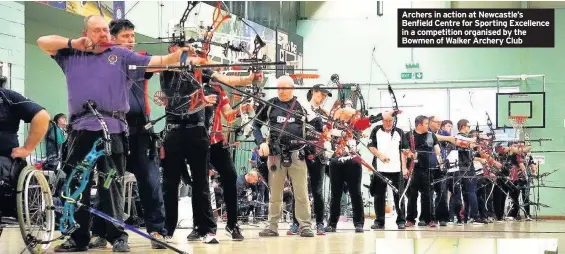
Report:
367,111,408,230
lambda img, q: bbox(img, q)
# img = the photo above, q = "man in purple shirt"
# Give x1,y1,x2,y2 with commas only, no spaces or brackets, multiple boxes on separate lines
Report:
37,15,203,252
87,19,168,251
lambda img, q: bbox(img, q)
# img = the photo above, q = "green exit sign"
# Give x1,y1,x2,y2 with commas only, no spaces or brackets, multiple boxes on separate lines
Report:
401,72,413,80
401,72,423,80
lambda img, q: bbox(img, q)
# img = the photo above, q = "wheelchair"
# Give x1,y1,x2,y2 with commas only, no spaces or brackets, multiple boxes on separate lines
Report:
0,157,55,254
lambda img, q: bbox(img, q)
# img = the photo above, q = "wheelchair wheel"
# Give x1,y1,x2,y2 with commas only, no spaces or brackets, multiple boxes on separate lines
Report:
16,166,55,254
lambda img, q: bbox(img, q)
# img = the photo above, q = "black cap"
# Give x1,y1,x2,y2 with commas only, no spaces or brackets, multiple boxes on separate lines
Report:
312,84,332,97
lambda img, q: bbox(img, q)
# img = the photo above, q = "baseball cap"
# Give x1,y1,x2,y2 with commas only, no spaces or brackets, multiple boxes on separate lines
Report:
312,84,332,97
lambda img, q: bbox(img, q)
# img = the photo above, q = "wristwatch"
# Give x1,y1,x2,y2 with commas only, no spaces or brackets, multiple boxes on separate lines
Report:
67,39,73,49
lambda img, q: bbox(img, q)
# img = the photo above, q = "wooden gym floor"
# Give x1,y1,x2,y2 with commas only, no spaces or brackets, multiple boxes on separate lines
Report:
1,219,564,254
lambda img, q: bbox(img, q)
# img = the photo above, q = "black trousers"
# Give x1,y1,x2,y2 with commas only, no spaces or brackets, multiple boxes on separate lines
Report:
509,179,530,218
328,159,363,227
432,170,449,223
63,130,128,247
479,179,496,218
456,171,479,221
92,133,167,235
406,169,432,224
292,156,325,225
373,171,405,226
208,142,238,228
493,179,508,220
476,178,492,219
446,171,462,220
162,126,216,236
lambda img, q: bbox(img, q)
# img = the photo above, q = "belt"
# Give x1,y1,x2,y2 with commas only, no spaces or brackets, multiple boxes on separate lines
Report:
165,122,204,131
126,116,148,126
70,110,127,123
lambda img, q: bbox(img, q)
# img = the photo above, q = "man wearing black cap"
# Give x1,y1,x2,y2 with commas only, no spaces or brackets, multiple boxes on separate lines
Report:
288,84,332,235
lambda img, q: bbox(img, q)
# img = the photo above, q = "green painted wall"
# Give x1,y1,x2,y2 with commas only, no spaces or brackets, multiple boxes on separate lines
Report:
521,10,565,217
0,1,26,145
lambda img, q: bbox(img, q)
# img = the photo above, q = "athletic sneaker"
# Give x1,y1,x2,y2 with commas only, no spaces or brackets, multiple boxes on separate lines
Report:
259,228,279,237
417,221,426,227
225,225,244,241
324,225,337,233
186,230,201,241
316,223,326,235
287,223,299,235
355,225,364,233
89,236,107,249
150,232,166,249
112,239,130,252
405,221,415,227
371,224,385,230
202,233,219,244
164,236,173,243
475,218,488,225
300,228,315,237
54,239,88,252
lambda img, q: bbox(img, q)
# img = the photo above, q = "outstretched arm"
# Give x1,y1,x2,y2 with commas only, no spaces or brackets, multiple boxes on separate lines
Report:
212,72,258,87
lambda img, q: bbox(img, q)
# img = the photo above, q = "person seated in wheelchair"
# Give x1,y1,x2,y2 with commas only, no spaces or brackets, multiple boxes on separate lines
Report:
0,78,50,222
43,113,67,171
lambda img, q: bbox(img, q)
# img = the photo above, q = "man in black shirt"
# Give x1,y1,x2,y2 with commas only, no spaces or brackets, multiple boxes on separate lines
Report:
427,116,451,226
288,84,332,236
253,76,323,237
405,115,442,228
159,45,219,244
454,119,485,224
506,143,534,221
0,87,50,221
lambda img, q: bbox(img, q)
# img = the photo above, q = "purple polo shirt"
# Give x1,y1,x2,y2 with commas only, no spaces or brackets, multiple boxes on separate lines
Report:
52,47,151,133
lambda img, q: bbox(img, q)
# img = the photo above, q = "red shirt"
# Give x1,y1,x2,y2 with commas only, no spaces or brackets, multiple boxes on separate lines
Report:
210,86,230,144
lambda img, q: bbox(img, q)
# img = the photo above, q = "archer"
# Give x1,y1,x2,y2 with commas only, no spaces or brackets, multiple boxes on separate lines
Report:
288,84,333,236
84,18,169,250
196,60,260,242
367,111,408,230
403,116,443,228
37,15,198,252
253,76,324,238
